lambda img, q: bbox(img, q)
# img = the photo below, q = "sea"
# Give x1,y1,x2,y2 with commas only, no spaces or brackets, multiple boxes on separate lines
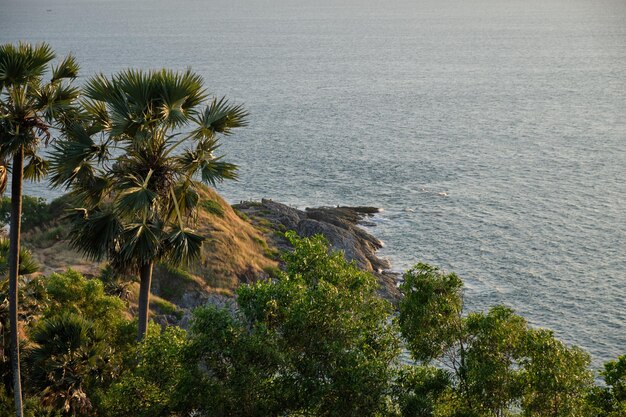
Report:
1,0,625,369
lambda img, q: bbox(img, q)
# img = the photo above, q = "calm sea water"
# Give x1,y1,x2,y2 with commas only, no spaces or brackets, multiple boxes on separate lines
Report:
2,0,625,367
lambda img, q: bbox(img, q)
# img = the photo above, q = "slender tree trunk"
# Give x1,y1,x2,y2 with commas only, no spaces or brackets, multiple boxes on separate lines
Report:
8,146,24,417
136,261,154,341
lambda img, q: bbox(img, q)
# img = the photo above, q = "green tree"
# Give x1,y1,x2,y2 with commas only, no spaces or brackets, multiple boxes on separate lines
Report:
100,325,187,417
392,365,451,417
0,42,79,416
235,232,400,417
588,355,626,416
398,263,593,417
49,68,247,340
175,306,285,417
118,233,399,417
519,328,593,416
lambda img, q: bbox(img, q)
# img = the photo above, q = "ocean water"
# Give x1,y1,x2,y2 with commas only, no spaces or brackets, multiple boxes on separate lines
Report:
1,0,625,367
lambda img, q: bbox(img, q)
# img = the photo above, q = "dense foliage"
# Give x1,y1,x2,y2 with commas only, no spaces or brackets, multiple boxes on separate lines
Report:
0,232,621,416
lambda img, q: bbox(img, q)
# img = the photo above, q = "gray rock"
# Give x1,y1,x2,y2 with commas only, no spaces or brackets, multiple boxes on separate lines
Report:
233,200,401,301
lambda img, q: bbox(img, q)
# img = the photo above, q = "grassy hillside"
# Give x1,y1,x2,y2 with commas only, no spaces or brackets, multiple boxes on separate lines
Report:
14,186,278,313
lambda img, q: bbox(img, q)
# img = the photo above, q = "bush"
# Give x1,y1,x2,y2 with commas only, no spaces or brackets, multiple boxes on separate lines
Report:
100,325,187,417
43,269,126,332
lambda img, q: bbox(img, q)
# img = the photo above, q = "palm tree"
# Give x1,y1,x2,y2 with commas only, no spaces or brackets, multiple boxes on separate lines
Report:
0,241,39,397
0,42,79,417
26,313,107,416
49,68,247,341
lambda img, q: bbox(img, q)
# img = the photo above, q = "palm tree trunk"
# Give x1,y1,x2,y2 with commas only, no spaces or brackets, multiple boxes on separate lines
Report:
136,261,154,341
8,146,24,417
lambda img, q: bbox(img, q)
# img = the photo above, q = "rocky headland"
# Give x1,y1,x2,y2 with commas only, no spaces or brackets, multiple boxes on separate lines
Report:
17,188,400,325
233,199,400,301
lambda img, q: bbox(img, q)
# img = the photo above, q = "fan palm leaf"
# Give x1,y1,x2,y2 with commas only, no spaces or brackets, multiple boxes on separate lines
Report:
118,222,161,266
190,96,249,139
0,42,54,87
23,153,49,181
66,208,122,262
48,123,103,188
164,226,204,267
115,174,158,218
200,156,238,185
0,238,39,276
50,54,79,83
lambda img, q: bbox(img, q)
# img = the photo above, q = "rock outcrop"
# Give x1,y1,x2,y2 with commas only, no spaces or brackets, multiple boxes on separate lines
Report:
234,199,401,301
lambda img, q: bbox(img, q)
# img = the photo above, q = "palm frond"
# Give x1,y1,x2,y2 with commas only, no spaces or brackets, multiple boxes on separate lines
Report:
163,226,204,267
0,42,55,87
70,175,110,208
0,238,40,276
80,99,111,131
49,123,105,188
51,54,79,83
200,156,238,185
114,175,157,218
173,181,200,215
23,153,49,181
174,138,219,178
190,97,249,139
159,95,188,127
83,73,114,103
158,68,207,125
36,82,81,123
29,313,93,354
66,208,122,261
118,221,161,265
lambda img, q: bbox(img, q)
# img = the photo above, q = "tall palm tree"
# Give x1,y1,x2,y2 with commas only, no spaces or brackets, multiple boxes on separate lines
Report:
0,42,79,417
49,68,247,341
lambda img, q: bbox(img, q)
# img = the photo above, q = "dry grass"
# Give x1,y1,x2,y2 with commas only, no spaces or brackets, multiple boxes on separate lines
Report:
187,186,278,292
20,186,278,304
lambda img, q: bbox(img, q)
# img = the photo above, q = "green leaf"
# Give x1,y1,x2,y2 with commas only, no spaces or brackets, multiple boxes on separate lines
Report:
51,54,79,82
114,172,157,218
200,157,238,185
118,222,161,265
67,208,122,261
190,97,248,139
0,42,55,86
164,226,204,267
0,238,39,276
23,153,49,181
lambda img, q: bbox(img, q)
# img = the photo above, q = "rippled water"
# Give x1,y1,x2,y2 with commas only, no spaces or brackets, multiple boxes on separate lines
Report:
2,0,625,367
